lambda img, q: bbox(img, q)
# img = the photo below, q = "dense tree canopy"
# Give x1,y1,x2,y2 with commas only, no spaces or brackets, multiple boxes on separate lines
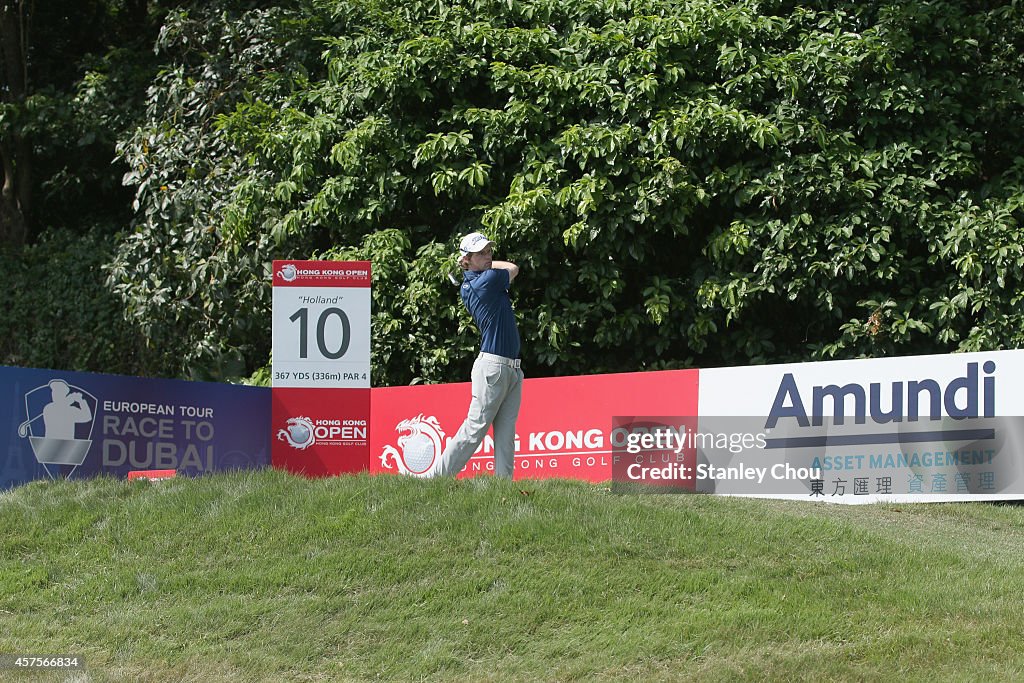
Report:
5,0,1024,384
0,0,168,370
0,0,159,244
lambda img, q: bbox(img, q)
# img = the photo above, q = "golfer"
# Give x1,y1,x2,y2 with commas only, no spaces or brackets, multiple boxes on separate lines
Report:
438,231,523,478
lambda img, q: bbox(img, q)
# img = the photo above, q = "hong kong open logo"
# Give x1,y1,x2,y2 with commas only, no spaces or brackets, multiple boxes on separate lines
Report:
18,379,98,478
379,414,446,477
278,263,298,282
277,416,316,450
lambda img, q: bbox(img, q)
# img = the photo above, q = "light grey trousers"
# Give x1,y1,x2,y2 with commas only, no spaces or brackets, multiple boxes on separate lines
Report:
439,353,524,478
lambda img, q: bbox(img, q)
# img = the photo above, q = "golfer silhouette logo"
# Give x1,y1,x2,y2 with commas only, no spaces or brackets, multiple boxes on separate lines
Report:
18,379,98,479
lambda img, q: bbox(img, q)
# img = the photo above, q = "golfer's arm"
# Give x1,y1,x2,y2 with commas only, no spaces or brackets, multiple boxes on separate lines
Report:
492,261,519,282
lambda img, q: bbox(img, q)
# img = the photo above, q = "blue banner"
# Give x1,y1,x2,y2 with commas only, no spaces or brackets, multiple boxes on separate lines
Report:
1,366,270,490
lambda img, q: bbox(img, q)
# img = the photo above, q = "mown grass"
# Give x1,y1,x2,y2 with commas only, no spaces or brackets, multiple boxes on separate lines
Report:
1,469,1023,681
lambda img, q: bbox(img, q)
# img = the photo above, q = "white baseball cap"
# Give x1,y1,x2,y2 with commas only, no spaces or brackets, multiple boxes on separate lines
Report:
459,232,495,256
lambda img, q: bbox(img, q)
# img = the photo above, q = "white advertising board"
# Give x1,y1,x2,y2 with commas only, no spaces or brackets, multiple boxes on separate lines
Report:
697,350,1024,503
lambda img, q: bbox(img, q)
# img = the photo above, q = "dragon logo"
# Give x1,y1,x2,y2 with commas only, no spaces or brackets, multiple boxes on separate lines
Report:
278,263,298,282
277,416,316,450
379,414,446,477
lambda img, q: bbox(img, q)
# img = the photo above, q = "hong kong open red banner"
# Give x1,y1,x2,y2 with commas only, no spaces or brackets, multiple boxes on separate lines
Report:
370,369,699,481
272,388,369,476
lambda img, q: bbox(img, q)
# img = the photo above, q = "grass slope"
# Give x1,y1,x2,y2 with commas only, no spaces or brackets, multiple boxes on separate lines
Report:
1,470,1023,681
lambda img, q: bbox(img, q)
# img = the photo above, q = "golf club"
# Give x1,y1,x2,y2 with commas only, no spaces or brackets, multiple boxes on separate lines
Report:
17,413,44,438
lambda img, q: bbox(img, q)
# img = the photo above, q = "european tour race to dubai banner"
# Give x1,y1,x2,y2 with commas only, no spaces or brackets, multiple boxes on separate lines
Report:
691,350,1024,503
271,260,371,476
370,369,699,481
0,365,270,490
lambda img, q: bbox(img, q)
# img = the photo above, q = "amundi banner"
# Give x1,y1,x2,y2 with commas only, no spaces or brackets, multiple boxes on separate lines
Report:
697,350,1024,503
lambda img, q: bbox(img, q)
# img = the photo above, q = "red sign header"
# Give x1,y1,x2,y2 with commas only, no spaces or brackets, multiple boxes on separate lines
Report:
273,260,372,287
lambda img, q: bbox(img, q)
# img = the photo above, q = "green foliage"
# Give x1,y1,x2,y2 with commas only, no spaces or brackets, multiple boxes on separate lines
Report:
108,2,320,380
0,1,164,239
0,2,172,373
32,45,156,230
109,0,1024,383
0,229,146,375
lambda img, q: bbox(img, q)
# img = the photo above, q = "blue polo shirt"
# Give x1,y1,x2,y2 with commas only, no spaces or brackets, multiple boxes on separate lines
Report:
461,268,521,359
